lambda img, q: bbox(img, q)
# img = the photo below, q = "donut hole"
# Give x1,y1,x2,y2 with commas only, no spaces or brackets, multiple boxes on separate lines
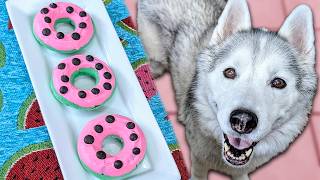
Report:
103,135,124,156
54,18,76,34
71,68,99,90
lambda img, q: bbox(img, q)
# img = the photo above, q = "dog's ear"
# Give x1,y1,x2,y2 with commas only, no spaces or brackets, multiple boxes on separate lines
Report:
210,0,251,45
278,5,315,57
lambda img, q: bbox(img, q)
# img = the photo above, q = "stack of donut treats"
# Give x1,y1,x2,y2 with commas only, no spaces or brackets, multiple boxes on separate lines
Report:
33,2,147,178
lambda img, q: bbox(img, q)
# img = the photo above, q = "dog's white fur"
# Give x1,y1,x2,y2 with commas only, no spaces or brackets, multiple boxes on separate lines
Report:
138,0,317,179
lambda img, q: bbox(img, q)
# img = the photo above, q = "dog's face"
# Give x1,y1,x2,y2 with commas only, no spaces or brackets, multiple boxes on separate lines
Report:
194,0,316,168
208,32,304,166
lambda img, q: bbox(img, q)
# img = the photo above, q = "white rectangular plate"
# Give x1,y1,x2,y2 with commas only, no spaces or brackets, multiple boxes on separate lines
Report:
6,0,180,179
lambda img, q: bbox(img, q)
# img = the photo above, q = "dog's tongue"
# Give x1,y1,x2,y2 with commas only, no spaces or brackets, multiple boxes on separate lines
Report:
227,135,253,150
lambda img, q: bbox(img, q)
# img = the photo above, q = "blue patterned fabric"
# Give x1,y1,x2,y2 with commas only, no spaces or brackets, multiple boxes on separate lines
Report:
0,0,179,172
0,1,50,166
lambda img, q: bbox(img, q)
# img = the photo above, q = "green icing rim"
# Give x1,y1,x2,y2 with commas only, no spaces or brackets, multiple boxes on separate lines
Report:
54,18,76,32
0,141,53,179
17,92,36,130
70,68,100,88
32,17,94,54
50,68,116,111
0,41,5,68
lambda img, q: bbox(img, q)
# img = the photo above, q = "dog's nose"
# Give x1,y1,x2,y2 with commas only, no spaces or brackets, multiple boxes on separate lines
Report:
230,109,258,134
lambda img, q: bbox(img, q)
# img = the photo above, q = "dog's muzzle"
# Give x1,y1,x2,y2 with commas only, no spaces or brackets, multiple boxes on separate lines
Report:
223,134,257,166
223,109,258,166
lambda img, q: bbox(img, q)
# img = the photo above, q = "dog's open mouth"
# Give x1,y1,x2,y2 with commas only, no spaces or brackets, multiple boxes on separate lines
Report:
223,134,257,166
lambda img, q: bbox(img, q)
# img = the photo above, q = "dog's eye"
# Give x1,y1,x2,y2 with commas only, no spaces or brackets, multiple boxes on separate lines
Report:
223,68,236,79
271,78,287,89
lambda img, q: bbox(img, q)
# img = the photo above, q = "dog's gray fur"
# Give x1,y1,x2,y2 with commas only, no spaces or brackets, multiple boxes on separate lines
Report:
138,0,317,179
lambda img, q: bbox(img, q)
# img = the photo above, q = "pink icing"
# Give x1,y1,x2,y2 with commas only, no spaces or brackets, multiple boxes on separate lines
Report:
77,114,147,177
33,2,94,51
52,54,115,108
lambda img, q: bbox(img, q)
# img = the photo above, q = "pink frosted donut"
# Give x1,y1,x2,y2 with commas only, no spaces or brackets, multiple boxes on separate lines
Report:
77,114,147,177
33,2,94,53
51,54,115,109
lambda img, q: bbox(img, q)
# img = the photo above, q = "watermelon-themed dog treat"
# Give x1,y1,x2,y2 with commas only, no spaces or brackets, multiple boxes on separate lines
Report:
50,54,115,110
77,114,147,177
33,2,94,53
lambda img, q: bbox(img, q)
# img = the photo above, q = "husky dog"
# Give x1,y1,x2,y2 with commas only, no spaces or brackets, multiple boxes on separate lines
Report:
138,0,317,179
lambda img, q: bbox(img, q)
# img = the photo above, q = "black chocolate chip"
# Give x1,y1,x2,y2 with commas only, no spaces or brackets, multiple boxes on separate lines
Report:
95,63,103,70
79,11,87,17
58,63,66,69
42,28,51,36
130,133,138,141
105,115,115,123
114,160,123,169
41,8,49,14
72,33,80,40
72,58,81,65
84,135,94,144
59,86,68,94
104,72,112,79
96,151,106,159
66,6,74,13
61,75,69,82
49,3,57,8
132,148,141,155
79,22,87,29
57,32,64,39
103,83,112,90
44,17,51,23
126,122,135,129
78,91,86,98
91,88,100,95
94,125,103,133
86,55,94,61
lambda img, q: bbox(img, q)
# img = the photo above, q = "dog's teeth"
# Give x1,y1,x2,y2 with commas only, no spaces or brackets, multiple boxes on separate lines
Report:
224,143,230,151
227,151,231,156
245,149,253,157
243,154,247,160
238,155,243,160
240,154,246,160
245,151,250,157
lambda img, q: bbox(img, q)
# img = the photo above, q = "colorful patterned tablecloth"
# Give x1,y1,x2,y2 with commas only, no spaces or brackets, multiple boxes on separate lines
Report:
0,0,188,179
